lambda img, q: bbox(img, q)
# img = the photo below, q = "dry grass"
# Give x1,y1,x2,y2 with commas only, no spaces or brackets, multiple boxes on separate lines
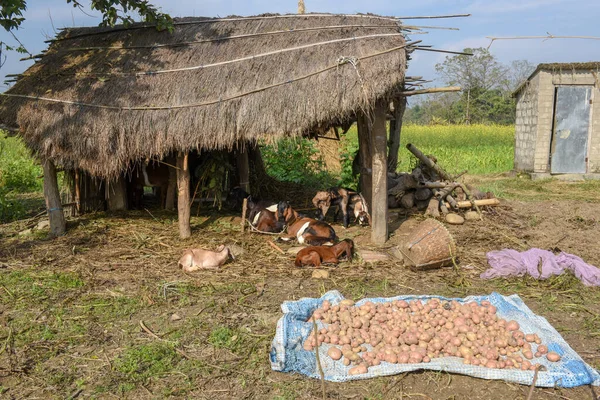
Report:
1,14,407,178
1,182,599,399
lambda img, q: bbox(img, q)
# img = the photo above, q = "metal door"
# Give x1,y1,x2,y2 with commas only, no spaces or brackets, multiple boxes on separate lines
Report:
550,86,592,174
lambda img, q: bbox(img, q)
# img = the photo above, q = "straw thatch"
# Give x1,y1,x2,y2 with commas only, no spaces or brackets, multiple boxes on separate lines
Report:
0,13,408,178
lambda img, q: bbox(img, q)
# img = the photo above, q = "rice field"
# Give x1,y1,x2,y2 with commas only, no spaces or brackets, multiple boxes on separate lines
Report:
343,124,515,175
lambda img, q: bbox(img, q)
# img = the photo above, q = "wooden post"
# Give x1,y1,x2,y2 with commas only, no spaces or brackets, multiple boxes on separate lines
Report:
388,96,407,173
236,145,250,193
106,175,128,211
43,160,66,237
241,198,248,232
165,157,177,211
357,111,372,207
371,102,388,245
176,152,191,239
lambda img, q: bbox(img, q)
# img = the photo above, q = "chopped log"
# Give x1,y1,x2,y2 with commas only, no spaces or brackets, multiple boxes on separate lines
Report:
400,192,415,209
43,160,66,237
446,194,458,209
371,102,388,245
425,198,440,218
406,143,453,181
176,152,191,239
388,173,419,196
443,198,500,209
414,187,433,201
436,183,460,200
422,181,447,189
416,199,429,211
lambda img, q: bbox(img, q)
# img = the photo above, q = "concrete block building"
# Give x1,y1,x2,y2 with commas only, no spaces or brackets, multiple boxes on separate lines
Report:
513,62,600,179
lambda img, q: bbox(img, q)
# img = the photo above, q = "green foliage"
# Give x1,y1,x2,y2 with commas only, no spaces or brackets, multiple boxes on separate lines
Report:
261,138,336,187
114,343,179,383
0,131,43,222
406,49,535,125
338,134,359,190
340,124,514,176
1,0,172,32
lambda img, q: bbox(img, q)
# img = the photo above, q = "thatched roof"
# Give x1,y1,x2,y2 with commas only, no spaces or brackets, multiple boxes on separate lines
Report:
0,13,408,178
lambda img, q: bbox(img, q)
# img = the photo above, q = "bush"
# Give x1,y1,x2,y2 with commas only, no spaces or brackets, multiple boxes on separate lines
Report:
0,131,43,222
261,138,336,188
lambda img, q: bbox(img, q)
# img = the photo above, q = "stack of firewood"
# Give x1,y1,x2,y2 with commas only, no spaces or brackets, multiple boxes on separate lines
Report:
387,144,499,218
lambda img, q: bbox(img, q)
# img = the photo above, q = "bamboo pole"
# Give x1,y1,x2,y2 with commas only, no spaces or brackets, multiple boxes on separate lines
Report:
396,14,471,19
401,86,461,96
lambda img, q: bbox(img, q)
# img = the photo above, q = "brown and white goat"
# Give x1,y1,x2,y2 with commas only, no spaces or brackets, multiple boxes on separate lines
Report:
178,245,233,272
294,239,354,267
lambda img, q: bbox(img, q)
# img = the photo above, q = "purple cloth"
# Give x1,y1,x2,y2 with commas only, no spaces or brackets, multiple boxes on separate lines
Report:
482,248,600,287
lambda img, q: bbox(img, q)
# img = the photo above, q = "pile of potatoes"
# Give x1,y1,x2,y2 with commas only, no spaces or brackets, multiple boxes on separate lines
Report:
303,298,561,375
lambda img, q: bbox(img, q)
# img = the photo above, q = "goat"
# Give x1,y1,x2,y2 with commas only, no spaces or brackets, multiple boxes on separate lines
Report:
178,245,234,272
312,187,370,227
294,239,354,267
278,201,337,245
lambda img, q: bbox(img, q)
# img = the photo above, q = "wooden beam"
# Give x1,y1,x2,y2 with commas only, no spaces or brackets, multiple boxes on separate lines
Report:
357,112,372,208
176,152,191,238
401,86,461,96
236,145,250,193
43,160,66,237
106,175,128,211
371,101,388,245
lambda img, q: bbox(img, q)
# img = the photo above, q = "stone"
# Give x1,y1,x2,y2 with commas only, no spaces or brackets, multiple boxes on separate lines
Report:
445,213,465,225
170,313,182,322
18,228,33,236
357,250,389,263
312,269,329,279
464,211,480,221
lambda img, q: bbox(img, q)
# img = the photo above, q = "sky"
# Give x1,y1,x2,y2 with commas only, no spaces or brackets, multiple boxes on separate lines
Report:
1,0,600,92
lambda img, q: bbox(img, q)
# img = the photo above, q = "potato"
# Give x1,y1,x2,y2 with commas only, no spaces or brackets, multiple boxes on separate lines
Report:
327,347,342,360
506,320,520,331
537,345,548,355
546,352,561,362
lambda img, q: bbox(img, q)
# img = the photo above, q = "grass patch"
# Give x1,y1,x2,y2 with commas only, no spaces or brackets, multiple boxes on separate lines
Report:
114,342,180,383
469,175,600,202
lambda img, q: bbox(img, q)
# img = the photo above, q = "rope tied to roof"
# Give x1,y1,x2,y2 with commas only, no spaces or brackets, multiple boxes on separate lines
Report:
336,56,359,67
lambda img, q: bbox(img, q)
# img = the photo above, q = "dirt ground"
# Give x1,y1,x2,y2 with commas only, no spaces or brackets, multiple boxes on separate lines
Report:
1,182,599,400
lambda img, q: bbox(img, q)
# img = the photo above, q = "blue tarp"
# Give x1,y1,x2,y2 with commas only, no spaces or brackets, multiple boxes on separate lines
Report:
270,291,600,387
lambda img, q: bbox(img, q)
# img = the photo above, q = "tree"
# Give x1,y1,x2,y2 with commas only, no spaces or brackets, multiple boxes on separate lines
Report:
435,47,509,92
1,0,172,66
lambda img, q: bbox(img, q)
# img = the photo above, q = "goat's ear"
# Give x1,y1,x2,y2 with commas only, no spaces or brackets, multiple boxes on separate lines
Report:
216,244,225,251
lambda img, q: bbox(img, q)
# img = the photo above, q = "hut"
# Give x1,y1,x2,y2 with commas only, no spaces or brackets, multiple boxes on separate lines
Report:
513,62,600,179
0,13,413,243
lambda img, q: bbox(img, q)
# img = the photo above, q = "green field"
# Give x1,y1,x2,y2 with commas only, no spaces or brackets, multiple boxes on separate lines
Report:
342,123,515,175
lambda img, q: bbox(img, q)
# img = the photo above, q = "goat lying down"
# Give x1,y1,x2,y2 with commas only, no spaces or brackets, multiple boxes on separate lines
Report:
178,245,233,272
294,239,354,267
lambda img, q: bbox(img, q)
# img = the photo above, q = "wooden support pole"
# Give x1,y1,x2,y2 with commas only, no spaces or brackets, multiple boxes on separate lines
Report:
43,160,66,237
388,96,407,173
176,152,191,239
357,112,372,207
400,86,461,96
371,101,388,245
165,156,176,211
236,145,250,193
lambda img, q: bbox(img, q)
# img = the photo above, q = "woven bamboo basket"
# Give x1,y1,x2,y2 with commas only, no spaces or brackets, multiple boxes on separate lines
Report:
398,218,457,271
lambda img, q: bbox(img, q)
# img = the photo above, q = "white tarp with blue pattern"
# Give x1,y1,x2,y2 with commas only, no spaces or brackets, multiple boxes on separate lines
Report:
270,291,600,387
